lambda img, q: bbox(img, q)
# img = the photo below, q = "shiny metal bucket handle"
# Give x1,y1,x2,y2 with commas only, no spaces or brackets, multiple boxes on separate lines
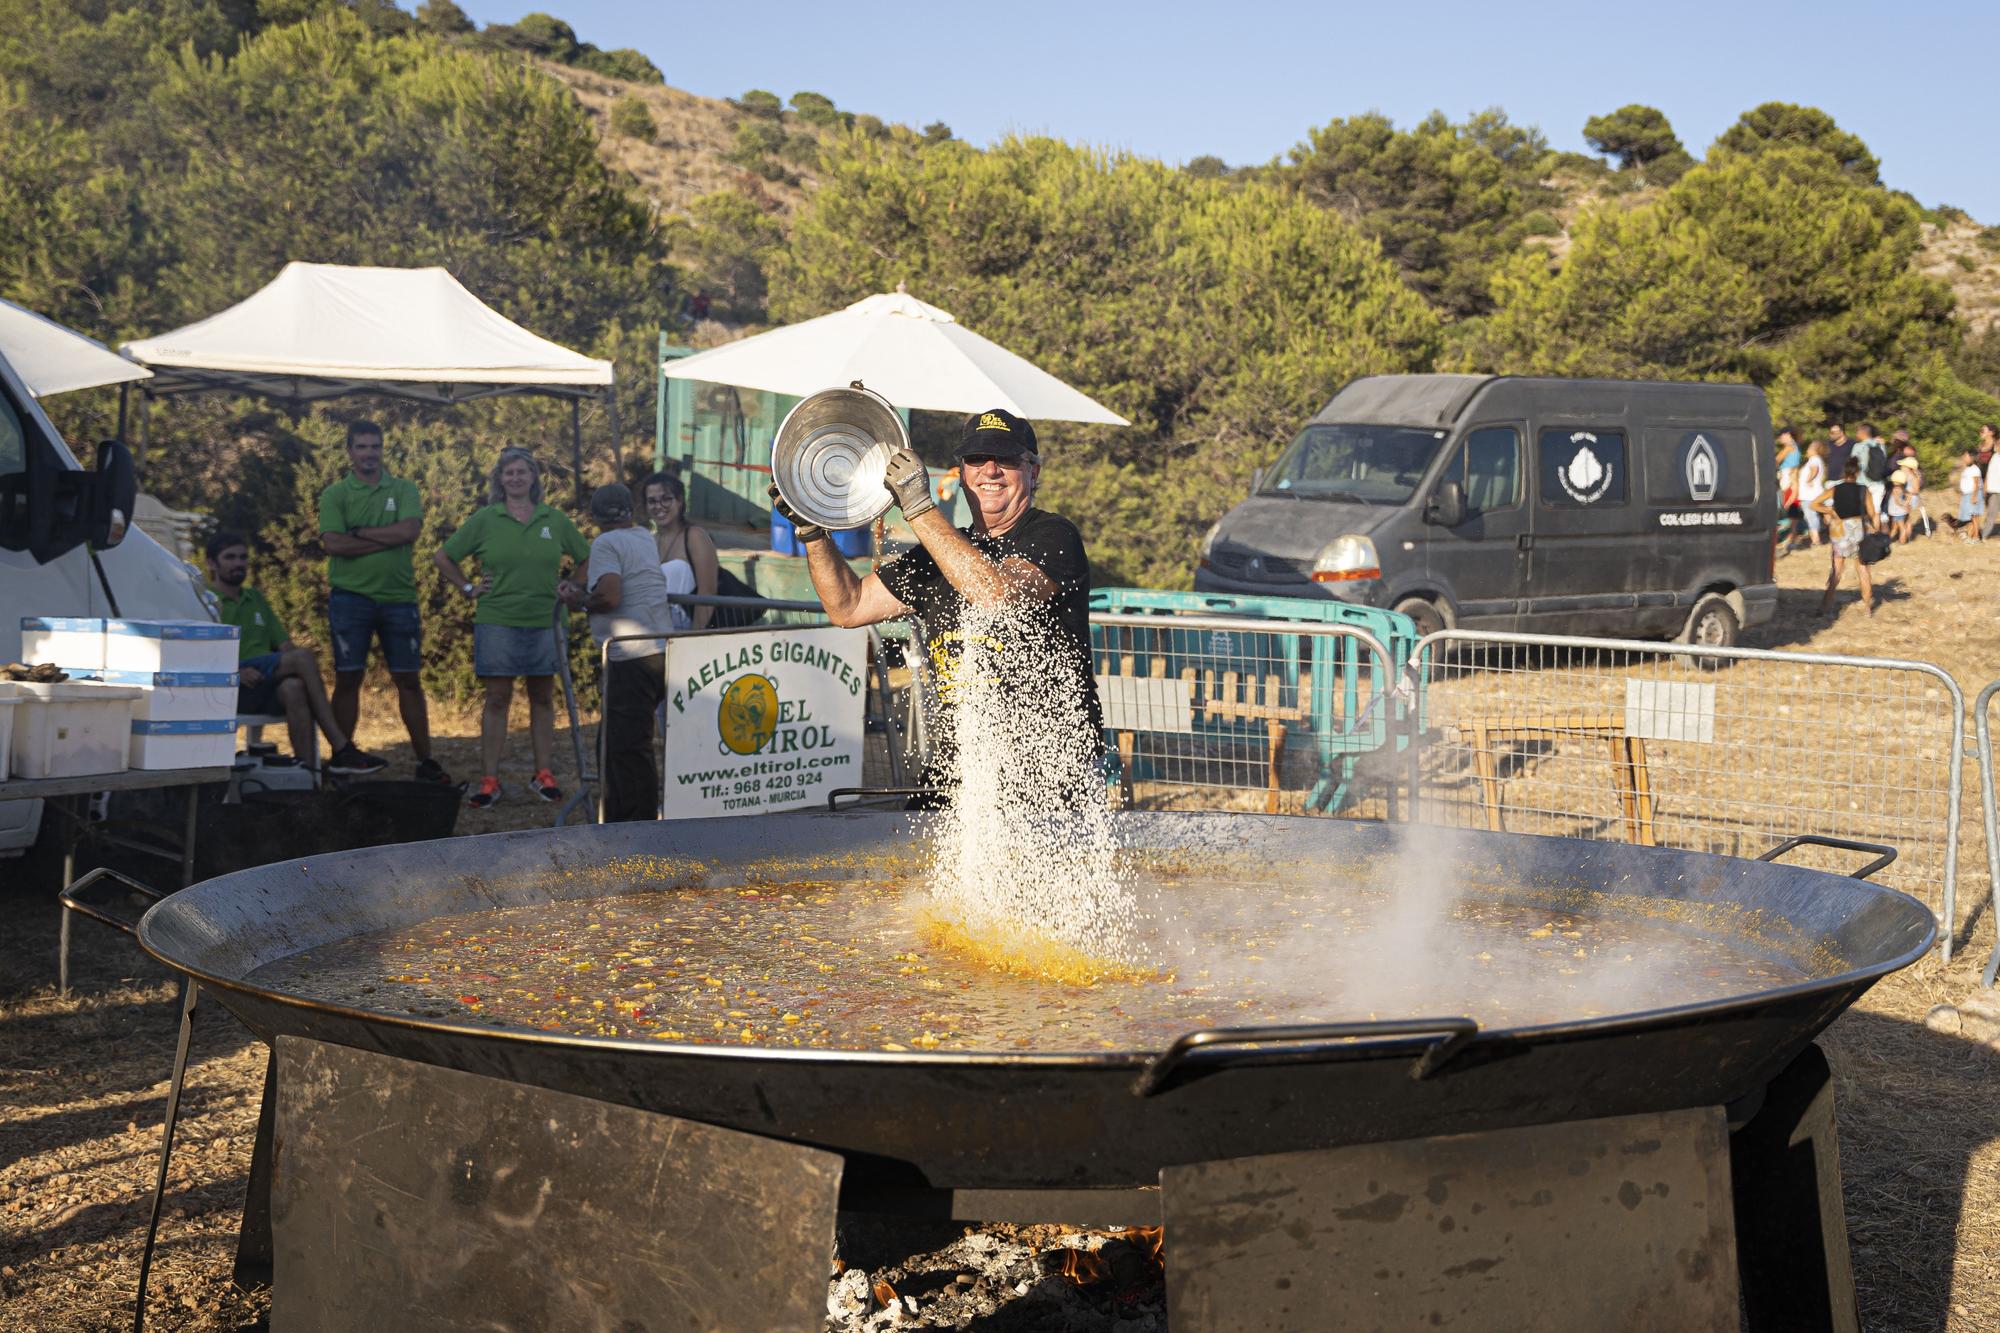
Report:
1132,1016,1480,1098
1755,834,1898,882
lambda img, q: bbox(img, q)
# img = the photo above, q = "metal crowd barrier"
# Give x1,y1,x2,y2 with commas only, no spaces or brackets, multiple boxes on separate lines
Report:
1975,678,2000,987
1087,611,1405,816
576,594,914,822
1408,629,1971,966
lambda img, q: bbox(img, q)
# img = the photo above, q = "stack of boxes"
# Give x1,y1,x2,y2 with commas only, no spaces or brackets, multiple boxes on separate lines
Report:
16,616,241,775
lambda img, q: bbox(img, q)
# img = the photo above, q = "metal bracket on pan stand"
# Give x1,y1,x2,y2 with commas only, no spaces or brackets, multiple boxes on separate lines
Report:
53,871,201,1332
1756,834,1897,882
57,866,166,998
1132,1016,1480,1098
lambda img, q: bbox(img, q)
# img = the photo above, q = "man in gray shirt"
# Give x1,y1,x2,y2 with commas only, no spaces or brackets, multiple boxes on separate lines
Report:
560,484,676,821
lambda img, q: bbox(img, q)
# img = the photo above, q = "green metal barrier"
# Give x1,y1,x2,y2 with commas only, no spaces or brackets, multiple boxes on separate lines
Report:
1087,587,1417,811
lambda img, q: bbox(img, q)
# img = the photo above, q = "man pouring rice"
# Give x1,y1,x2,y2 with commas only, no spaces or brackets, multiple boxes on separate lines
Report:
774,408,1102,802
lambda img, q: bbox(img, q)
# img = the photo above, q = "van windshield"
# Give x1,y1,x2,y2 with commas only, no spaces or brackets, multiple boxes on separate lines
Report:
1259,424,1447,504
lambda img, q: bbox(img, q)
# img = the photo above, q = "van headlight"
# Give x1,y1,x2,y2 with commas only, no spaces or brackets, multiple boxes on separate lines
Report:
1198,520,1222,566
1311,534,1380,583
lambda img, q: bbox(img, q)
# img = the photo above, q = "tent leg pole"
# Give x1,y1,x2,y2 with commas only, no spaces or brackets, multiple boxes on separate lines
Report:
570,398,585,510
117,383,130,445
138,391,151,469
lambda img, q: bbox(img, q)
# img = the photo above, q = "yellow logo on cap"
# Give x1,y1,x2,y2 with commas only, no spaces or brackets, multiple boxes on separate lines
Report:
977,412,1012,433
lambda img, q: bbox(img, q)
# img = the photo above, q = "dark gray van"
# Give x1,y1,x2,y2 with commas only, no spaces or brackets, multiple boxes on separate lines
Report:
1195,374,1778,646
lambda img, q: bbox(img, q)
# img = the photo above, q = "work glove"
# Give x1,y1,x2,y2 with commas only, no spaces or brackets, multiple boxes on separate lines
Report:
767,484,826,544
884,445,936,521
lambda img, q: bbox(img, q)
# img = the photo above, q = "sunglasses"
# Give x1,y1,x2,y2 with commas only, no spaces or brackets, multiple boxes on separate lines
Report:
960,454,1028,470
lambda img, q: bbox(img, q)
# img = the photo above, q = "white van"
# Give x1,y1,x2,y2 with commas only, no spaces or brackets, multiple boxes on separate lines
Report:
0,346,212,856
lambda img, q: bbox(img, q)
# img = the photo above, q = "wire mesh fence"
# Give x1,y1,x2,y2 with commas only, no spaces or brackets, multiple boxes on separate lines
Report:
1087,611,1406,817
1408,630,1969,958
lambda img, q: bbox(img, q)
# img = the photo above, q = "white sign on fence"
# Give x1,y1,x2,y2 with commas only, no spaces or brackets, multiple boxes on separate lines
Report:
1096,674,1195,733
1625,679,1716,744
661,626,869,819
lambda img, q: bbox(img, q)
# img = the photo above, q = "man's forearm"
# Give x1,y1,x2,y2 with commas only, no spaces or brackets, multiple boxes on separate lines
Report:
911,511,1012,608
321,532,387,556
352,520,419,545
804,539,867,624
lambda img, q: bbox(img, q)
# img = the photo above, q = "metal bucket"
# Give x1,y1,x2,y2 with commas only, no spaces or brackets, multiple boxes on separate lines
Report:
770,382,905,531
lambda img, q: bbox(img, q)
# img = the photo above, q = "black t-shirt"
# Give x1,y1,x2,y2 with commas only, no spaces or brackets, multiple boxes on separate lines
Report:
1829,481,1867,520
877,507,1101,738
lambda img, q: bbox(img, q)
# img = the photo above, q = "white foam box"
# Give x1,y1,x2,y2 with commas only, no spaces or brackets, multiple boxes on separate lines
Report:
19,617,109,670
0,695,19,782
6,680,142,780
129,718,237,770
104,619,241,674
94,670,239,723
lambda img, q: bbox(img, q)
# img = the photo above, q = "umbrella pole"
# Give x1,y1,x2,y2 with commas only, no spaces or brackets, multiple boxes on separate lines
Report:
117,382,129,445
138,390,151,469
606,386,622,484
570,397,585,510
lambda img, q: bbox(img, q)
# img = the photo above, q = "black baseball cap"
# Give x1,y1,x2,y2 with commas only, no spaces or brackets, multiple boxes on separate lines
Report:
956,408,1038,459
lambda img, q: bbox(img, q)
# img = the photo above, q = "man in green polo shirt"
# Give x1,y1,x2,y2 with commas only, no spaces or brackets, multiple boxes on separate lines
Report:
205,530,387,777
318,419,448,784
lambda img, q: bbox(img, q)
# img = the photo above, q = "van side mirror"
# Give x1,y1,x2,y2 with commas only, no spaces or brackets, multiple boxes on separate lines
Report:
1427,479,1466,528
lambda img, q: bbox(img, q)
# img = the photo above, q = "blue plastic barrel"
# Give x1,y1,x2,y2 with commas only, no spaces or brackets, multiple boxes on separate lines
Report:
771,506,871,557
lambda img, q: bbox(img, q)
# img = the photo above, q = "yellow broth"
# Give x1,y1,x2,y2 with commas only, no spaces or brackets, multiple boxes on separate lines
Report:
246,874,1811,1053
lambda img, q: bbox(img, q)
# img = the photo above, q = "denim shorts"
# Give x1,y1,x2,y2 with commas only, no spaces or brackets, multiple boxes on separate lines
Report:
237,651,285,716
328,589,422,675
473,623,561,678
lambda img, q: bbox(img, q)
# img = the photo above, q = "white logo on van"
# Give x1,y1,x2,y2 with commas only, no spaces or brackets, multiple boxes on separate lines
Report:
1685,434,1718,502
1558,433,1614,504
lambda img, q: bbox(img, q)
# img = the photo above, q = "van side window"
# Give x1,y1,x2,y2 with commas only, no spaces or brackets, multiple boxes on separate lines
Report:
1462,426,1521,516
1538,428,1627,507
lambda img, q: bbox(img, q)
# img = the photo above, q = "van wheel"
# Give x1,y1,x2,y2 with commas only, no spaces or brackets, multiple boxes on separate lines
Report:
1685,597,1738,667
1392,596,1448,640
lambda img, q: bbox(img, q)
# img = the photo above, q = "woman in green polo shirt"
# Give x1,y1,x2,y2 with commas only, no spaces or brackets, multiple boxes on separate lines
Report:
434,448,589,810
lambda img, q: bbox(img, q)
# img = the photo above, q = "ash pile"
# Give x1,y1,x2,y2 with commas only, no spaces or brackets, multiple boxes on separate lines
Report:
827,1222,1165,1332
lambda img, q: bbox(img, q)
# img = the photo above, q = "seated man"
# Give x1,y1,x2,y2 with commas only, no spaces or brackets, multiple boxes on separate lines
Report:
204,531,388,776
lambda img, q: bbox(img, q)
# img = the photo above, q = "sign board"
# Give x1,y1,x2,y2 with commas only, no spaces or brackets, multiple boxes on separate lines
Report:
1625,679,1716,745
661,627,868,819
1096,674,1194,733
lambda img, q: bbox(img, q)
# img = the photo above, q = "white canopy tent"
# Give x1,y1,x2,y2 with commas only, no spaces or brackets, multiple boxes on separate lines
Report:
0,297,152,399
662,291,1127,425
122,263,619,500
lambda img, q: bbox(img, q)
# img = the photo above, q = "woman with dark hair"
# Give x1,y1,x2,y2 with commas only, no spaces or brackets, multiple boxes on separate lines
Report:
642,471,719,631
1812,457,1879,616
433,448,590,809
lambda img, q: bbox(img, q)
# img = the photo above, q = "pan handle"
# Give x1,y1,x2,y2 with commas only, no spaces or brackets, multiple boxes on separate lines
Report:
1755,835,1897,881
1132,1016,1479,1098
826,787,940,811
59,866,168,938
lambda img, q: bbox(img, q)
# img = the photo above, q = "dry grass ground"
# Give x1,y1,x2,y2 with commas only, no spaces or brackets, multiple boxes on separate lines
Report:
5,533,2000,1330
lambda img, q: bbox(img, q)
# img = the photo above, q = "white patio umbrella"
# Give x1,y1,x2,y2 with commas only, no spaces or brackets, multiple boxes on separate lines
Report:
662,291,1128,425
0,297,152,398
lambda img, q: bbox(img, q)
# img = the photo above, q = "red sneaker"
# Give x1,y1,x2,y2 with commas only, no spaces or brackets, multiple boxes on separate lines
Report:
467,776,502,809
531,769,563,803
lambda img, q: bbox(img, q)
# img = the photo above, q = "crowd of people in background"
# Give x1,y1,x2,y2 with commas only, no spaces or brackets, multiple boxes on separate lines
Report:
1775,420,2000,617
205,419,724,821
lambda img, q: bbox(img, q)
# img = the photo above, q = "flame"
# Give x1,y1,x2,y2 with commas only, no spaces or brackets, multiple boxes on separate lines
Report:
1052,1227,1165,1288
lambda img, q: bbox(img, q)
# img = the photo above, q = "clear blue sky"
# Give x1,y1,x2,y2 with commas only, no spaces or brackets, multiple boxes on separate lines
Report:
456,0,2000,221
